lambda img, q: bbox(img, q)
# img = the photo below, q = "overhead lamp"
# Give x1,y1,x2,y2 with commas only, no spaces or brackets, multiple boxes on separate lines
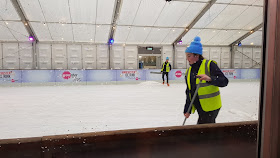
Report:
250,42,254,45
250,30,254,33
24,22,28,26
178,40,182,45
109,38,114,45
238,42,242,47
29,36,34,41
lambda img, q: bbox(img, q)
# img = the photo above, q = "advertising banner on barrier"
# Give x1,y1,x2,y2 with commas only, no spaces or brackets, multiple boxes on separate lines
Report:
240,69,260,79
145,69,162,81
22,70,55,83
169,69,186,80
116,70,146,81
87,70,117,82
0,70,21,83
55,70,87,83
222,69,241,79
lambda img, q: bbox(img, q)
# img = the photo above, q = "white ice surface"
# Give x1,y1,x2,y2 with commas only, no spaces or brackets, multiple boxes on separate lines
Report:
0,80,260,139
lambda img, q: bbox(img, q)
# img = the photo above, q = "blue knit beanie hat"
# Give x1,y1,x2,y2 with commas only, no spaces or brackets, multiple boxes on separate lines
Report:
185,36,203,55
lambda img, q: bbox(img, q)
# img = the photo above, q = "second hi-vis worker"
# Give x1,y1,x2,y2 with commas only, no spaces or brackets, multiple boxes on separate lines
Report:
161,57,171,86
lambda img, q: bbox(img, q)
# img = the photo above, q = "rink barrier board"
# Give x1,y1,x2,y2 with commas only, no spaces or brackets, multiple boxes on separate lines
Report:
0,121,257,158
0,69,260,85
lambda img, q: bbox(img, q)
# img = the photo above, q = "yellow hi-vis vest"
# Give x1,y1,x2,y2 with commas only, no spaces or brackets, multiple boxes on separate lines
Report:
161,62,170,72
185,59,222,113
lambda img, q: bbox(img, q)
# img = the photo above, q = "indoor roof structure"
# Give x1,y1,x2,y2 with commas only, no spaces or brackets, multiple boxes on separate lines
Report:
0,0,263,46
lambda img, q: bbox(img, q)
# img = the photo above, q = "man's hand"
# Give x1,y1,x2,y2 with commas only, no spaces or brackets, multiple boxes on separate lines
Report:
184,113,190,118
196,74,211,81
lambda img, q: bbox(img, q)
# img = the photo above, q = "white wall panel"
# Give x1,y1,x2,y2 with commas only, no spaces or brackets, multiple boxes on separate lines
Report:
67,45,82,69
19,43,33,69
220,47,231,68
253,47,261,68
0,44,2,69
124,46,137,70
162,46,173,66
233,47,243,68
242,48,253,68
209,47,221,67
202,47,210,59
97,45,109,69
111,46,124,69
37,43,52,69
175,46,186,69
82,45,97,69
52,44,67,69
3,43,19,69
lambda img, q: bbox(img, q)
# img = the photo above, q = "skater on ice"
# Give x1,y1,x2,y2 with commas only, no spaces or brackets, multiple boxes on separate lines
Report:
161,57,172,86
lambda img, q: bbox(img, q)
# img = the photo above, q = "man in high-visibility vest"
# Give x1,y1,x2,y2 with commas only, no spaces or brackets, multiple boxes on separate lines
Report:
183,36,228,124
161,57,172,86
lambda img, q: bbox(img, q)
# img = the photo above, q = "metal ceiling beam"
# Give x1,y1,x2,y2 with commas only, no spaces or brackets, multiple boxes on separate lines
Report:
230,23,263,46
172,0,217,45
10,0,38,42
108,0,123,43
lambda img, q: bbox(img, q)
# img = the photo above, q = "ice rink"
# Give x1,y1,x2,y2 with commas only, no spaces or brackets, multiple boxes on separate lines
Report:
0,80,260,139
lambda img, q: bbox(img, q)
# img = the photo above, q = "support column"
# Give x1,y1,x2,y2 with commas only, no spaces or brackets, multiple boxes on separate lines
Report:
258,0,280,157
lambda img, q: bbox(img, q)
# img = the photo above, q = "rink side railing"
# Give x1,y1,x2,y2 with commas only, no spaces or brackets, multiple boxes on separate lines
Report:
0,121,258,158
0,69,260,85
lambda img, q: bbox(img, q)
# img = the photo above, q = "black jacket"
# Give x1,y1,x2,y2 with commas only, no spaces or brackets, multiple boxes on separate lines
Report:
183,59,228,114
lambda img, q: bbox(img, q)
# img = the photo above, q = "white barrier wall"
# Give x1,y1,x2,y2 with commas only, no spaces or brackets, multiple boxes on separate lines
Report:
19,43,33,69
209,47,221,67
37,43,52,69
97,45,109,69
82,45,97,69
221,47,231,69
67,45,82,69
3,43,19,69
0,44,2,69
175,46,187,69
124,46,137,69
111,45,124,69
234,47,243,68
0,43,262,70
253,47,261,68
52,44,67,69
242,48,253,68
162,46,173,66
203,47,210,60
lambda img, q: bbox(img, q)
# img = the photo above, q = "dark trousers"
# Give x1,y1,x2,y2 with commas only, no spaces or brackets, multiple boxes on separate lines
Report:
197,108,220,124
162,72,169,83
